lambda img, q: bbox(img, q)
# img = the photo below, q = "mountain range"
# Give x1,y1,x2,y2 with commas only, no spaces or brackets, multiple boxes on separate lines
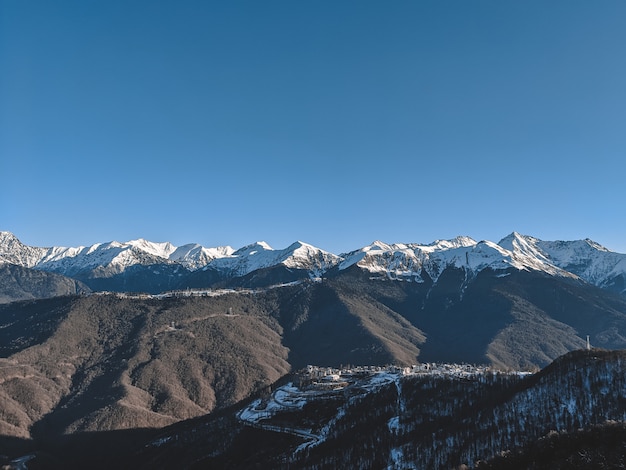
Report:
1,231,625,298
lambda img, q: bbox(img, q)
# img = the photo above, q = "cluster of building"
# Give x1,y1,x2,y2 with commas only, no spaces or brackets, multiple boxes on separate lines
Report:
297,362,512,390
92,288,249,301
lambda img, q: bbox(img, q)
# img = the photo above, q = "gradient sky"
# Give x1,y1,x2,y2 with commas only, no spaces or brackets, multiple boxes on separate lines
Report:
2,1,625,254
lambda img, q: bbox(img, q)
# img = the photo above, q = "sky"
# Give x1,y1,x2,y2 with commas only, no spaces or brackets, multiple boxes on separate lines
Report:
1,1,625,255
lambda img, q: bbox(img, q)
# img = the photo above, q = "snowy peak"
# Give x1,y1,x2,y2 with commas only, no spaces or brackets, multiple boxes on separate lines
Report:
524,236,625,288
208,240,340,278
169,243,234,270
127,239,177,259
498,232,554,263
0,231,48,267
494,232,626,288
338,237,482,281
280,241,340,275
423,235,477,252
494,233,564,274
283,240,323,263
127,239,235,270
498,232,540,253
232,241,274,257
583,238,611,252
339,241,426,278
367,240,396,252
424,238,561,280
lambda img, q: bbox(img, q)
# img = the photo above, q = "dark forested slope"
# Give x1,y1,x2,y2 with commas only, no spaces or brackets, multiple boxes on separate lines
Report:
129,349,626,470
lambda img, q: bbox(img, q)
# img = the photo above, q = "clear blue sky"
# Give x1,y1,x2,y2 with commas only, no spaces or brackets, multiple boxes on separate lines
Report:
2,1,625,254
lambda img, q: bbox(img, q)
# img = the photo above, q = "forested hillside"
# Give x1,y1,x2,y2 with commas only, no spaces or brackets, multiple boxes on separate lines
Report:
132,349,626,470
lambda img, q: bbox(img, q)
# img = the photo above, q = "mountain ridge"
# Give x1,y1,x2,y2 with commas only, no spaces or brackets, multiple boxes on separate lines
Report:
1,231,626,296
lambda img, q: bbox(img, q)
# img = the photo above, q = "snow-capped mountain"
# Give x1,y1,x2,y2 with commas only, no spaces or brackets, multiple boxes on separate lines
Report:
499,232,626,293
0,231,49,268
0,232,234,276
1,230,625,295
0,232,339,280
337,234,575,283
123,239,235,270
168,243,235,270
207,240,340,278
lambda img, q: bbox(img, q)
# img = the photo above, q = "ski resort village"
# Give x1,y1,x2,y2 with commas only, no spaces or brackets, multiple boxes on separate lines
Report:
232,363,534,452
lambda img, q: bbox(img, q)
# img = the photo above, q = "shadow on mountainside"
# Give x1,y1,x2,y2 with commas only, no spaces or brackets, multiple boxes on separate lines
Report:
275,281,425,368
0,428,157,469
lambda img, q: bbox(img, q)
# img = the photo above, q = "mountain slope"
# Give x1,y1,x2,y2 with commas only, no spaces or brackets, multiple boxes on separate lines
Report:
0,293,294,438
0,282,427,440
0,263,90,304
272,280,425,368
331,266,626,368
